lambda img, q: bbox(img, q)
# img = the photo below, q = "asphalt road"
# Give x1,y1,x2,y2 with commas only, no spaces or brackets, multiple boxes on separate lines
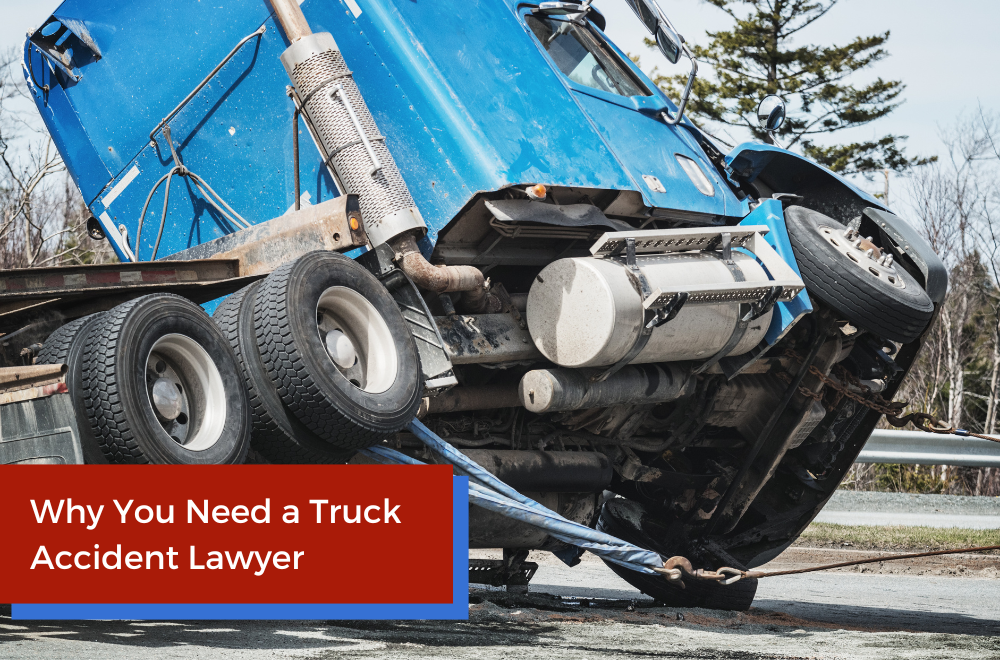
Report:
813,510,1000,528
526,551,1000,635
815,491,1000,528
2,549,997,660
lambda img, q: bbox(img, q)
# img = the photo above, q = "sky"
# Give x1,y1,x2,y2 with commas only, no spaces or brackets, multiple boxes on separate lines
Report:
2,0,997,203
594,0,1000,206
594,0,1000,164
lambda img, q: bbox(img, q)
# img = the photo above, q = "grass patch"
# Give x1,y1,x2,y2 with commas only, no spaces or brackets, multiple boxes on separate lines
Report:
793,523,1000,554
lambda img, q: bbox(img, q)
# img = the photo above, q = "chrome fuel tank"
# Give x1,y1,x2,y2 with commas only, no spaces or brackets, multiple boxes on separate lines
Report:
526,252,773,368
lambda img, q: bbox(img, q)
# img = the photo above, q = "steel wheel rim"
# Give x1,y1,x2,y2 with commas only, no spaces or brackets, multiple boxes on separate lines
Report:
145,333,227,451
316,285,398,394
818,225,906,289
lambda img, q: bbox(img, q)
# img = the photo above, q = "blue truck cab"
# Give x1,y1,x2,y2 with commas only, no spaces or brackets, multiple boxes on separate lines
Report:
22,0,945,610
24,0,748,258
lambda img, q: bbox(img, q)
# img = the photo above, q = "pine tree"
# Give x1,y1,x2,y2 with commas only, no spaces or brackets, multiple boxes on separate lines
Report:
650,0,930,174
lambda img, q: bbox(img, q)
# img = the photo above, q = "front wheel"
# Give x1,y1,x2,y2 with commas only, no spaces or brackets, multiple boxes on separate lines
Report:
784,205,934,343
82,293,251,464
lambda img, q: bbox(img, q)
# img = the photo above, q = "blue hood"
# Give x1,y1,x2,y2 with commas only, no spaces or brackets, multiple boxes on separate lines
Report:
25,0,741,262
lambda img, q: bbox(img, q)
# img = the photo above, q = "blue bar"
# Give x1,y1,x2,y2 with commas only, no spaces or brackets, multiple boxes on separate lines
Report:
739,199,812,346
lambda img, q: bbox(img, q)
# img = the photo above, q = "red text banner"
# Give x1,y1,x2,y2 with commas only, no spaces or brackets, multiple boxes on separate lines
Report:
0,464,453,604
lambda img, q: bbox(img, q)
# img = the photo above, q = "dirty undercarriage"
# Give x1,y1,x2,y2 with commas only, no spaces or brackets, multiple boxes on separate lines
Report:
391,184,940,609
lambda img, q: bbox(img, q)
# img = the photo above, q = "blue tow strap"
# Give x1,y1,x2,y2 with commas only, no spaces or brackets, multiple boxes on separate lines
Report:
360,419,665,575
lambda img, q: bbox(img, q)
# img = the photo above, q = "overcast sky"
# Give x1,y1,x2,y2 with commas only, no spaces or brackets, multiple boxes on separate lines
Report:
2,0,997,201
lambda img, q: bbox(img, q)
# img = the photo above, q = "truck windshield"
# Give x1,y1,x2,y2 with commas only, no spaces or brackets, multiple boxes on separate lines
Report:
525,14,649,98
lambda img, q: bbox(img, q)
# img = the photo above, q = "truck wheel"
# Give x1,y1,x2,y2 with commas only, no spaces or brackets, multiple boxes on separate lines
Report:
596,499,758,611
82,294,251,464
254,251,422,450
36,313,108,464
784,205,934,343
214,282,353,463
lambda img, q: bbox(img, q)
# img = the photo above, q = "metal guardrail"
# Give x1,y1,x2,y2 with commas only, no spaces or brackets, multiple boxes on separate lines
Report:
857,430,1000,467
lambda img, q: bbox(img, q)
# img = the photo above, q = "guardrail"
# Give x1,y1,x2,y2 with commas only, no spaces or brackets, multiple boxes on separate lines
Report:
857,430,1000,467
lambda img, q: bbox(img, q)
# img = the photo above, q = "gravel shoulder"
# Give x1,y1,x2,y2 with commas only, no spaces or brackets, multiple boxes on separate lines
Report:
794,522,1000,555
766,546,1000,578
817,491,1000,528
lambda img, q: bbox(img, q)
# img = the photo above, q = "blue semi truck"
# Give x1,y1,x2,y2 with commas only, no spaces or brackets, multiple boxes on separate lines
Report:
8,0,945,609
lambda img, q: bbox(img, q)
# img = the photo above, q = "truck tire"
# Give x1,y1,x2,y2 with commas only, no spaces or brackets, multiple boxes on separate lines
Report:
213,282,353,463
596,499,758,611
82,293,251,464
784,205,934,343
36,313,108,464
254,251,422,450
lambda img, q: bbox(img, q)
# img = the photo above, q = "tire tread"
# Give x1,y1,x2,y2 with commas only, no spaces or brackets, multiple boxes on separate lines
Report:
36,317,89,365
254,260,382,450
82,293,250,464
82,297,146,463
785,206,933,342
214,283,348,463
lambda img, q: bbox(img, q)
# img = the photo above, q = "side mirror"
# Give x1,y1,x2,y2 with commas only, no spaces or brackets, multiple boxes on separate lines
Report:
622,0,658,33
623,0,680,63
654,23,682,64
757,95,786,133
621,0,695,123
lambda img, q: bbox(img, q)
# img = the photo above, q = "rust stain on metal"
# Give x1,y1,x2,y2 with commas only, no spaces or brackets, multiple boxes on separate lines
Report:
0,260,239,302
165,196,368,276
0,364,68,400
0,379,67,404
0,363,66,387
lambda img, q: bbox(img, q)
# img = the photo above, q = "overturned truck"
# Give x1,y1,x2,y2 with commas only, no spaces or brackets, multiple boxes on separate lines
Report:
13,0,944,608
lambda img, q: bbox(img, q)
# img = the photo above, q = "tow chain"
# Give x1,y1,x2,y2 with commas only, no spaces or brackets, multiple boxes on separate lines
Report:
662,347,1000,588
777,348,1000,443
657,545,1000,587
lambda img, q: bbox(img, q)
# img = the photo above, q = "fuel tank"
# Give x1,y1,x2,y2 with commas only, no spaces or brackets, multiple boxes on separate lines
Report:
526,252,773,368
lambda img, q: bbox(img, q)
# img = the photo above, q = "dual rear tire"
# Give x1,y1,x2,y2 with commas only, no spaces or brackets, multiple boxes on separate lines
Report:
40,294,251,464
250,251,423,453
216,250,424,460
213,280,352,463
40,251,422,464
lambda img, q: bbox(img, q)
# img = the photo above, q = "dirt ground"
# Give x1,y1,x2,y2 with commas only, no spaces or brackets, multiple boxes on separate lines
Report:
765,546,1000,577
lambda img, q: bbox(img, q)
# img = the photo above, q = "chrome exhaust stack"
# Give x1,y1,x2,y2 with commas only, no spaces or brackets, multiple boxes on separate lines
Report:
278,32,424,247
268,1,496,310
